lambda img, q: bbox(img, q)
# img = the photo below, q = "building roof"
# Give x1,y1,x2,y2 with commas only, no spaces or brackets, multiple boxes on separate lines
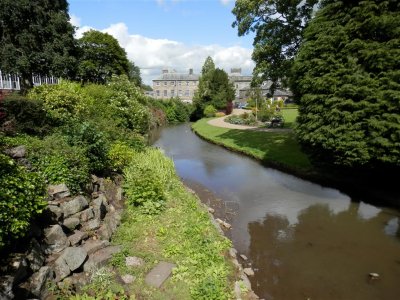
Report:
229,75,253,82
154,73,199,81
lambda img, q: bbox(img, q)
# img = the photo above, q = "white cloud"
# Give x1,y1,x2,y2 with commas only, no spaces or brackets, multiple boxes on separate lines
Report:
74,22,254,85
220,0,234,6
69,14,81,27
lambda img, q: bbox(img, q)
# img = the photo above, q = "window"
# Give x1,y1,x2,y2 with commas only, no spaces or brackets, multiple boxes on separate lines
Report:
156,90,160,97
178,81,182,86
171,90,175,97
186,81,189,86
163,90,167,97
185,90,190,96
156,82,160,86
164,81,167,86
171,81,175,86
178,90,182,97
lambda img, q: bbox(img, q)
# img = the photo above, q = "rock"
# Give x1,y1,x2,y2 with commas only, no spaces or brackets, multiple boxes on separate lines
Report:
234,281,243,299
216,218,232,229
125,257,144,268
85,218,101,231
92,194,108,220
0,276,14,300
83,246,122,273
26,238,45,272
369,272,379,279
44,225,69,253
229,248,237,258
145,262,176,288
5,145,26,158
61,195,89,218
29,266,53,297
79,207,95,222
48,184,70,199
240,254,248,261
68,230,89,246
63,217,80,230
45,204,63,222
82,240,110,255
121,274,135,284
232,258,242,271
54,247,88,281
208,207,215,214
240,274,252,290
5,254,29,286
243,268,254,276
116,187,123,202
97,224,112,241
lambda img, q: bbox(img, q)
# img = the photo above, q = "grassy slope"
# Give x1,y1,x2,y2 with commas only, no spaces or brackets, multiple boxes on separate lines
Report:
281,108,298,128
192,118,312,172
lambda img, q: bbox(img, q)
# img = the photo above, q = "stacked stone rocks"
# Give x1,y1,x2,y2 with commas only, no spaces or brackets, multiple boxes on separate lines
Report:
0,176,124,299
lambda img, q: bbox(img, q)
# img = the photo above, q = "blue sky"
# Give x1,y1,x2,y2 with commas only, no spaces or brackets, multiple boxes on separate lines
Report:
68,0,255,84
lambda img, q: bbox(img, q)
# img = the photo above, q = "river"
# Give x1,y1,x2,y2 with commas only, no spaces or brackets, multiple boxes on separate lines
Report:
151,123,400,300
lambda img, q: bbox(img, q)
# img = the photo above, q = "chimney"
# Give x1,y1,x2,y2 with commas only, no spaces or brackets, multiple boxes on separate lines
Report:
189,68,193,75
162,68,168,74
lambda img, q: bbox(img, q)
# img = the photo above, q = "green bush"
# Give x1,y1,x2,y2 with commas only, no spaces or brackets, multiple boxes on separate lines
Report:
108,141,136,172
225,113,257,125
203,105,217,118
0,153,46,248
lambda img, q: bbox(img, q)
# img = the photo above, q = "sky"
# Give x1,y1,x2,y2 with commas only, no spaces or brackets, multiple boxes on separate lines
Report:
68,0,255,85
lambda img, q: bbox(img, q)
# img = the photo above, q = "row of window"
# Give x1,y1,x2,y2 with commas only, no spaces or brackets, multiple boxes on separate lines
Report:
155,90,194,97
155,81,197,86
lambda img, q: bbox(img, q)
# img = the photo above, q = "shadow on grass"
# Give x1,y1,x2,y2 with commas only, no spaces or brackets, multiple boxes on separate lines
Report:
215,129,311,171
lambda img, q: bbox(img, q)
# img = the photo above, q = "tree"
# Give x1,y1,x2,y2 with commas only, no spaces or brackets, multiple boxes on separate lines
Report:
291,0,400,168
232,0,319,92
0,0,77,91
77,30,130,84
193,57,234,119
129,61,142,87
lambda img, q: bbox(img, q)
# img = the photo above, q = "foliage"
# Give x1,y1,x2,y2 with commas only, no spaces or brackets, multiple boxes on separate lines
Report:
124,149,175,214
193,118,311,171
0,0,77,91
232,0,319,91
0,153,46,248
77,30,130,84
291,0,400,167
128,61,142,87
28,81,92,124
1,93,51,135
108,141,136,172
148,98,192,124
215,112,226,117
193,57,235,119
203,105,217,117
225,113,257,125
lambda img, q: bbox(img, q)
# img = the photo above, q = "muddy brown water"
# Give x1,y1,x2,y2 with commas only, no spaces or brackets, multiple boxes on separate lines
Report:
151,124,400,300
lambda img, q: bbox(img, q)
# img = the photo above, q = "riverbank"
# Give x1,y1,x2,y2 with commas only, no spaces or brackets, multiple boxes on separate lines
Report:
192,118,400,208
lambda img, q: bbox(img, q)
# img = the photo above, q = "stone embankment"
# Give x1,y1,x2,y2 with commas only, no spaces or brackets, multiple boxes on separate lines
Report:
0,167,125,299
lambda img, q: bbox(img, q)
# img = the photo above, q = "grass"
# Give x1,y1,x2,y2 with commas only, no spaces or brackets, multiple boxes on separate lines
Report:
281,108,298,128
78,149,236,300
192,118,312,172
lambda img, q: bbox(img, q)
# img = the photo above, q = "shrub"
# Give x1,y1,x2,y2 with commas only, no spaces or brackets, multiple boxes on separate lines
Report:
108,141,136,172
203,105,217,118
225,113,257,125
215,112,226,117
0,153,46,248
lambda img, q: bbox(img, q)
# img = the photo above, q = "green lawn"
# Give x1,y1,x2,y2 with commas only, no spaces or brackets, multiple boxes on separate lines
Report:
281,108,298,128
192,118,312,172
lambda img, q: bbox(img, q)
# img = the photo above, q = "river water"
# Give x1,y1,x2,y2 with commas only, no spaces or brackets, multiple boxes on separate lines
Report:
151,123,400,300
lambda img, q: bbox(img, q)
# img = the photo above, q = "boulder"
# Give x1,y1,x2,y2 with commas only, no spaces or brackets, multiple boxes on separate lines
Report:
29,266,53,297
68,230,89,246
44,225,69,253
5,145,26,158
79,207,95,222
82,240,110,255
63,217,80,231
83,246,121,273
97,224,112,241
48,184,70,199
92,194,108,220
85,219,101,231
145,262,176,288
121,274,135,284
45,204,63,222
54,247,88,281
61,195,89,218
5,254,29,286
244,268,255,276
0,276,14,300
26,238,45,272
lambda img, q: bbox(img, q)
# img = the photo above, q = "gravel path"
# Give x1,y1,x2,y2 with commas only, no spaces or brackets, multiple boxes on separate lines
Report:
207,109,292,132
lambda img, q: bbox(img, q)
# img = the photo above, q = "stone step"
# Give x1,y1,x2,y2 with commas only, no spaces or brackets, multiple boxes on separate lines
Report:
145,262,176,288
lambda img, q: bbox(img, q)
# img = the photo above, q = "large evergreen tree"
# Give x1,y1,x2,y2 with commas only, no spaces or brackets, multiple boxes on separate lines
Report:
0,0,77,91
292,0,400,168
77,30,130,84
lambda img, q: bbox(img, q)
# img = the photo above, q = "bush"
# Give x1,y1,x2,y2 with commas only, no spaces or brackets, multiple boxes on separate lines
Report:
215,112,226,117
108,141,136,172
0,153,46,248
225,113,257,125
203,105,217,118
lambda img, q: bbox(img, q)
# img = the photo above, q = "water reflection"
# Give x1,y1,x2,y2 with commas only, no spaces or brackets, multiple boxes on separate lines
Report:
153,124,400,300
248,203,400,299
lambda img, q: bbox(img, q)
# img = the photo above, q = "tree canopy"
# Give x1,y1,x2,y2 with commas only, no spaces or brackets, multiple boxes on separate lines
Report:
77,30,130,84
292,0,400,168
128,61,142,87
232,0,319,92
0,0,77,90
192,57,235,119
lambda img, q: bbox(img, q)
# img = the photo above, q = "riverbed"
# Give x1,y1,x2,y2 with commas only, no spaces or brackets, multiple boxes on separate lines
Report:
151,123,400,300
